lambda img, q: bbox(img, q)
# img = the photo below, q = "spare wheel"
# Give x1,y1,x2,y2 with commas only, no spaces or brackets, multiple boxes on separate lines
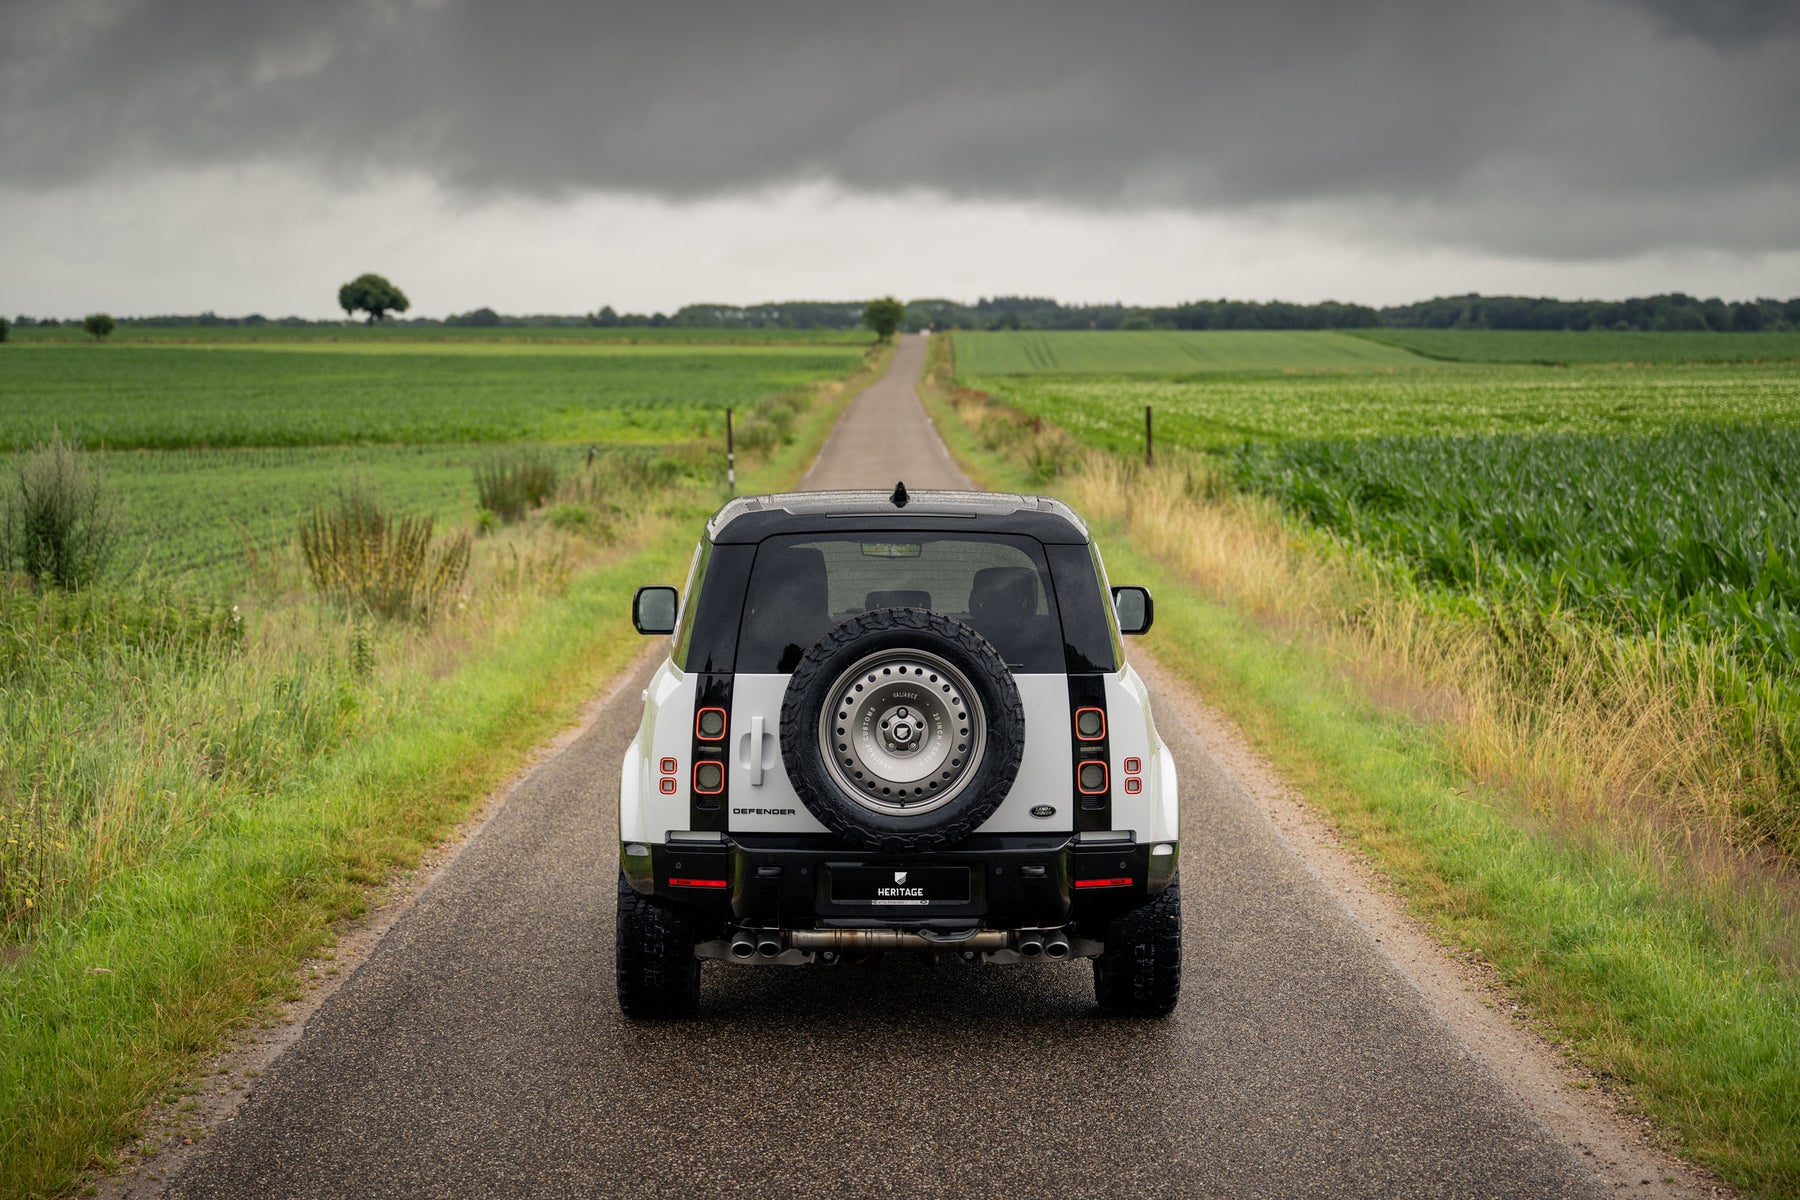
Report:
779,608,1025,852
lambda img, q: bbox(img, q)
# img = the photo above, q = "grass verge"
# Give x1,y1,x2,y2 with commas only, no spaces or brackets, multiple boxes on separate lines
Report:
920,338,1799,1197
0,343,888,1199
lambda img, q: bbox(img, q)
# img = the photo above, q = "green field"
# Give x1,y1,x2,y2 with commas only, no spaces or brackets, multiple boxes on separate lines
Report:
0,342,865,450
952,329,1426,374
1228,427,1800,677
7,323,869,345
954,326,1800,749
964,362,1800,451
86,445,568,584
1350,328,1800,364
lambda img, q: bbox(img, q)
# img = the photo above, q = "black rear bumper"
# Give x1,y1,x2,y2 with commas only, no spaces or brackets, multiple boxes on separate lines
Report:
621,831,1175,932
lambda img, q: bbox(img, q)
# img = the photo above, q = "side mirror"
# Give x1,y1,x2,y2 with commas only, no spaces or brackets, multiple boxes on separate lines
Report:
1111,585,1154,636
632,586,678,635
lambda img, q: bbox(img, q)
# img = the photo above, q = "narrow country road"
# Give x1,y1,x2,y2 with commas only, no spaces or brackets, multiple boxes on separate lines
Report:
168,335,1618,1199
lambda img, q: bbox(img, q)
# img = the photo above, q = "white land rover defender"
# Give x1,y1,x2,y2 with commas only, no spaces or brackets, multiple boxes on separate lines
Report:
618,486,1180,1018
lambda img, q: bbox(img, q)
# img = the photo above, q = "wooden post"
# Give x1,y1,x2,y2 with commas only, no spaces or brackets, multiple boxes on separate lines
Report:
1145,405,1154,467
726,408,736,493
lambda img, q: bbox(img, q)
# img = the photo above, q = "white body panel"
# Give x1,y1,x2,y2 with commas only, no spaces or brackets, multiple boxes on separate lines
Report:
724,673,1077,834
619,659,696,844
622,662,1178,846
1106,662,1178,844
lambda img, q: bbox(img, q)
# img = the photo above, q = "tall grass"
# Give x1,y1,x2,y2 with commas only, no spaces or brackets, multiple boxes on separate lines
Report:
476,451,558,522
1,432,121,588
299,487,471,623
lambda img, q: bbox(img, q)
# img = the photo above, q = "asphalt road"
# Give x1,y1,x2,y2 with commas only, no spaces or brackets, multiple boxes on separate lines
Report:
170,335,1606,1199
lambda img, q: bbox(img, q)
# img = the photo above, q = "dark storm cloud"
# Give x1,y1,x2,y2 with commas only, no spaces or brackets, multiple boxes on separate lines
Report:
4,0,1797,258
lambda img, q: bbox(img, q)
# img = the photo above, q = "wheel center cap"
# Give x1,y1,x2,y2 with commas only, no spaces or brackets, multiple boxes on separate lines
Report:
880,706,922,754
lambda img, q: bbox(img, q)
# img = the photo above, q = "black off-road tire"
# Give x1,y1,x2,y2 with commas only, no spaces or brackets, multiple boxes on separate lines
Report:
780,608,1025,852
615,871,701,1020
1094,877,1182,1017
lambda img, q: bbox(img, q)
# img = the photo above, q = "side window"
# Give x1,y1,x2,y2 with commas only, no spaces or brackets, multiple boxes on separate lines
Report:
670,540,710,668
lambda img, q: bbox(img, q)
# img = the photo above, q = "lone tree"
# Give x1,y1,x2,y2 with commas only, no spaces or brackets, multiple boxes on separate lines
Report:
862,296,905,341
337,273,411,323
83,313,115,341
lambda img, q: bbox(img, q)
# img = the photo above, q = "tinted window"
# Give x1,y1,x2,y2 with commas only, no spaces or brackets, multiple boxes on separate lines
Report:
1046,543,1119,672
736,533,1065,673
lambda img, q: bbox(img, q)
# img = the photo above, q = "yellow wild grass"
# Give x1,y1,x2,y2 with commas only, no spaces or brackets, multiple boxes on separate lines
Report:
299,487,471,623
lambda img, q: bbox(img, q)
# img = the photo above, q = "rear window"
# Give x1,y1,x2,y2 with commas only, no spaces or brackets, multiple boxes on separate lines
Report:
736,533,1065,673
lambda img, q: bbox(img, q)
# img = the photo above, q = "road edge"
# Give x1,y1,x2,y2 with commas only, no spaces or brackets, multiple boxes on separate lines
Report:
91,644,663,1200
1132,649,1727,1200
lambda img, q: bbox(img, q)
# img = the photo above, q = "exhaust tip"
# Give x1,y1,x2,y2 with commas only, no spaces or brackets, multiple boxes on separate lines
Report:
730,937,756,960
1018,936,1045,959
1044,939,1071,960
756,937,783,958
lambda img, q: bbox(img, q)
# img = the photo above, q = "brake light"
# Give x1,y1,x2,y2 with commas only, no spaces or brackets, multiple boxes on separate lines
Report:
669,877,729,889
1074,877,1133,889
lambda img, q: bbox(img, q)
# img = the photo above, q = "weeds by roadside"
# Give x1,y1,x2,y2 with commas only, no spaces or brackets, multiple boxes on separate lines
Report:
299,487,471,623
1,431,121,589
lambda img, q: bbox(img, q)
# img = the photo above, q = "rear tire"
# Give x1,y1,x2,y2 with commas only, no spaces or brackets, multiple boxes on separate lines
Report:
616,871,701,1019
1094,877,1182,1017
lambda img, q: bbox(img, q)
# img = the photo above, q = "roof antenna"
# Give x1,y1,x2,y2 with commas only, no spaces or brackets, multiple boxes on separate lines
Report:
890,481,909,508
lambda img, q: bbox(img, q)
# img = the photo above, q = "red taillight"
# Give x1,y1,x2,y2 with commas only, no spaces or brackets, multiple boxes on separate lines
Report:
1073,877,1133,889
669,877,729,889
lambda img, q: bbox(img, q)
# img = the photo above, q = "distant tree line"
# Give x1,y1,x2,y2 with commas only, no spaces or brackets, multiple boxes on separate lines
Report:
13,292,1800,335
1376,293,1800,333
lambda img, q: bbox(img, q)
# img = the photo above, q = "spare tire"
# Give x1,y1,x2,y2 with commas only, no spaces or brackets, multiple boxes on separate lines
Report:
779,608,1025,852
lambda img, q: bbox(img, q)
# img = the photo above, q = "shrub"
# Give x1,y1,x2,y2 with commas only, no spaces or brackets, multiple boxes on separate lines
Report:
1,432,121,588
298,487,469,623
475,452,558,523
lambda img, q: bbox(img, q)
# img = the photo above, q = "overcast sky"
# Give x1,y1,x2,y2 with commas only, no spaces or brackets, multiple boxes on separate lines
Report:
3,0,1797,318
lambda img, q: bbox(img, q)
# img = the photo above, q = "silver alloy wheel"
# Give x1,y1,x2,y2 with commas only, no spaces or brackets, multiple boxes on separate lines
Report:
818,648,987,817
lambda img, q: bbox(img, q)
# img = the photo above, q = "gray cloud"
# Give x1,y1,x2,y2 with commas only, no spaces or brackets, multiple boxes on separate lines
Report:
4,0,1797,259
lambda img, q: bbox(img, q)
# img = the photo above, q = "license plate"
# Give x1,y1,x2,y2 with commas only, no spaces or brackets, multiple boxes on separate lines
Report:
829,865,971,906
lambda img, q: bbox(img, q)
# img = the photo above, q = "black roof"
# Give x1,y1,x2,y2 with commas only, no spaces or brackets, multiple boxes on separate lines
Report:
706,488,1092,545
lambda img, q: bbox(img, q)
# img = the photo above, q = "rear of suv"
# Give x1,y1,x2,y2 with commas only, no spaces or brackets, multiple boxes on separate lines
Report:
618,486,1180,1017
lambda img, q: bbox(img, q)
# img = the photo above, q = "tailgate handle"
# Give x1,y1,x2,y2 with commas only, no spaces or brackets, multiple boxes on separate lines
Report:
743,715,768,786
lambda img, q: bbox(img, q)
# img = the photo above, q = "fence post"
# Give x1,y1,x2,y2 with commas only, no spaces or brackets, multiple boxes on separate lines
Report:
726,408,736,494
1146,405,1154,467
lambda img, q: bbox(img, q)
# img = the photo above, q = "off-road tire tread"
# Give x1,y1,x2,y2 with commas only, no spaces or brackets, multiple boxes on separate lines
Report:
615,871,702,1019
1094,877,1182,1017
780,608,1025,853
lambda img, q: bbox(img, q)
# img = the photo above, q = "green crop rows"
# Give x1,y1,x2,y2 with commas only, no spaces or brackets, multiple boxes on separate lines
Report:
1227,428,1800,669
966,362,1800,452
954,329,1424,375
1349,328,1800,365
0,342,865,450
8,323,868,345
955,327,1800,687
